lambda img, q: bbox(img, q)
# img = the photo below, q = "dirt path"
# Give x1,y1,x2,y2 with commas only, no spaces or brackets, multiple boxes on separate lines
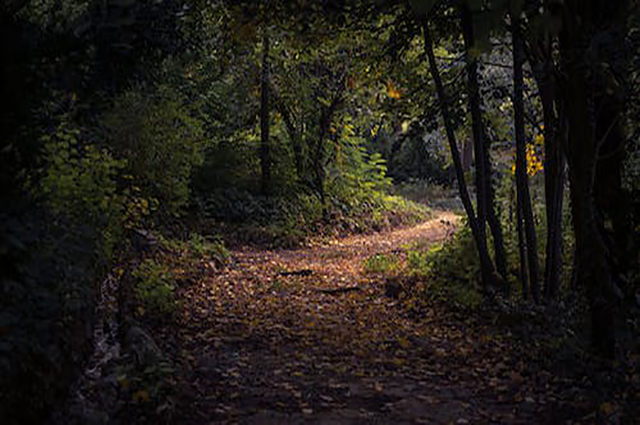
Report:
169,211,564,424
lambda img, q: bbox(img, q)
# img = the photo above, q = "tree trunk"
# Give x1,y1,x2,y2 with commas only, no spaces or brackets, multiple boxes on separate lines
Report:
484,147,508,282
260,32,271,196
422,20,498,290
564,77,616,358
526,20,567,301
271,87,305,185
560,1,618,357
534,65,565,301
313,89,343,221
516,190,529,299
462,138,472,172
512,16,541,303
460,6,506,290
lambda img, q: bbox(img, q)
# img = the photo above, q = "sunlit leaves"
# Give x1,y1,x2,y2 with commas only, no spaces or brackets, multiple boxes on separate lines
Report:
387,80,402,99
510,136,544,177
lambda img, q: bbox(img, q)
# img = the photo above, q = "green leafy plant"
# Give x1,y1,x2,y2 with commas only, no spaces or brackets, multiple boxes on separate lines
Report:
37,121,126,257
132,259,177,316
187,233,229,264
102,85,205,214
406,249,431,276
363,253,399,274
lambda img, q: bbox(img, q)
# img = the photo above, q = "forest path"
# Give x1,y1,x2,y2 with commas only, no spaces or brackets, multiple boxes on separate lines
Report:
171,211,548,424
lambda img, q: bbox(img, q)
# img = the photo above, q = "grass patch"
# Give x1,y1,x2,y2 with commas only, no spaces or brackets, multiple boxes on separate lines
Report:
363,253,400,274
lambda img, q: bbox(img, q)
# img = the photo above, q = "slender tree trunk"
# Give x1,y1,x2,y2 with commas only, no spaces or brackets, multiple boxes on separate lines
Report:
512,16,541,303
527,32,566,301
462,138,472,172
460,6,487,245
422,20,498,289
460,7,506,290
313,89,343,221
536,70,565,301
516,190,529,298
484,148,508,282
271,87,305,184
260,32,271,196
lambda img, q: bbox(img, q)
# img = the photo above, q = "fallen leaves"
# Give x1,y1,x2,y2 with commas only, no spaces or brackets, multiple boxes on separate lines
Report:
148,211,636,424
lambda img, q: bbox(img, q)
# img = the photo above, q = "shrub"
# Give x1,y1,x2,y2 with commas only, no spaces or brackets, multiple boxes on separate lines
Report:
132,259,177,317
187,233,229,264
37,121,126,258
363,253,399,274
102,85,205,214
406,249,431,276
421,224,483,309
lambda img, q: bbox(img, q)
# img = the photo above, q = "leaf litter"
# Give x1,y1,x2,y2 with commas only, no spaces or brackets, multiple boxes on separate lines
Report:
147,211,638,424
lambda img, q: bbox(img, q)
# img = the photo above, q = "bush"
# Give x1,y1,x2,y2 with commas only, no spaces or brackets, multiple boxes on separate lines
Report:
406,223,483,310
102,85,205,214
186,233,229,264
363,253,399,274
37,121,126,257
132,259,177,317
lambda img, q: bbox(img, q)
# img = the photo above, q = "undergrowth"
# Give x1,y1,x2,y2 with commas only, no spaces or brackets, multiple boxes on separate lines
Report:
199,188,429,248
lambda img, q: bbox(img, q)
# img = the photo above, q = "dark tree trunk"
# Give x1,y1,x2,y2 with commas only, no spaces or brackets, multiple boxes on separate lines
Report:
462,138,472,172
564,73,616,358
271,87,305,184
260,32,271,196
313,88,343,221
559,0,622,357
538,71,565,301
527,33,566,301
422,20,498,290
516,191,529,299
512,16,542,303
590,9,635,303
484,147,508,282
594,98,635,299
460,6,506,290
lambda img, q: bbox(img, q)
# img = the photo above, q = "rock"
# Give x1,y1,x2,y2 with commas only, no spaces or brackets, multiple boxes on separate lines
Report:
131,229,159,253
124,325,164,367
385,278,403,299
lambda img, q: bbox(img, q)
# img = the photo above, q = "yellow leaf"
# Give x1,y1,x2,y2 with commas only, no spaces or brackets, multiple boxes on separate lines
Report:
397,337,411,349
600,402,615,415
132,389,149,403
387,80,402,99
391,357,405,366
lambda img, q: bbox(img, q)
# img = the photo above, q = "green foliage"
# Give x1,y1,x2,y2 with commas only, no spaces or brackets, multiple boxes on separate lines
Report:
132,259,177,317
406,249,431,276
37,121,126,257
186,233,229,264
406,224,484,310
102,85,206,214
363,253,399,274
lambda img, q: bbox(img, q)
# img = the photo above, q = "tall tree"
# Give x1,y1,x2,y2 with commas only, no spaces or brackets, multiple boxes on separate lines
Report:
459,4,507,289
512,12,541,302
525,6,565,301
421,18,499,290
558,0,629,357
260,31,271,196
